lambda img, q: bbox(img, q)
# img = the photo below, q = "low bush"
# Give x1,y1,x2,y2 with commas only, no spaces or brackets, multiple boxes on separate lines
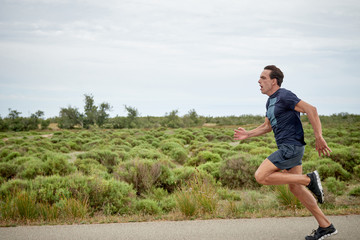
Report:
74,158,109,178
349,186,360,196
217,188,241,201
77,150,120,173
87,177,135,215
186,151,222,167
17,158,46,179
303,158,351,181
135,199,161,215
0,179,30,199
0,162,18,180
160,141,188,164
114,159,176,195
198,161,221,180
129,145,163,160
330,146,360,173
41,152,76,176
1,174,136,215
353,165,360,178
219,153,260,189
2,151,21,162
325,177,345,195
173,167,215,189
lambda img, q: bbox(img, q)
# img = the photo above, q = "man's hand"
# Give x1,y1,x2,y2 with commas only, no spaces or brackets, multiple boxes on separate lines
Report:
315,136,332,157
234,127,249,141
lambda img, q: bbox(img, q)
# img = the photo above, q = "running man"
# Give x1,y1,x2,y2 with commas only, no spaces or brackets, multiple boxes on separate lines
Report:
234,65,337,240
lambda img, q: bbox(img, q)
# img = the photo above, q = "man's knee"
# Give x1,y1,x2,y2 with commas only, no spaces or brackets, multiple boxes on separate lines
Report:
254,170,267,185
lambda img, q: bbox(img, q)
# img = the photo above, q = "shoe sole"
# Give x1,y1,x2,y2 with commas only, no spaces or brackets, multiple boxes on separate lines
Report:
314,170,324,204
317,229,338,240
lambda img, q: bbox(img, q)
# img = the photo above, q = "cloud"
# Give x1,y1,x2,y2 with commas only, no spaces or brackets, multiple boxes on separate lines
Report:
0,0,359,118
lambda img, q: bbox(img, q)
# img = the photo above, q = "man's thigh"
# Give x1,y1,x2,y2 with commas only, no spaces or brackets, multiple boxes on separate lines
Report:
255,158,281,177
284,164,303,175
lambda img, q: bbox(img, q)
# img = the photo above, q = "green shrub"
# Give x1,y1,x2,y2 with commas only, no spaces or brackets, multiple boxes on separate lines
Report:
160,141,188,164
354,165,360,178
29,174,135,214
198,161,221,180
17,158,46,179
74,158,109,178
42,152,76,176
77,150,120,173
143,188,176,213
330,146,360,173
219,153,260,189
217,188,241,201
3,151,21,162
0,179,30,199
303,158,351,181
186,151,222,167
135,199,161,215
349,186,360,196
0,162,18,180
159,196,177,213
129,145,163,160
173,167,215,189
87,177,135,214
325,177,345,195
0,148,12,161
114,159,176,194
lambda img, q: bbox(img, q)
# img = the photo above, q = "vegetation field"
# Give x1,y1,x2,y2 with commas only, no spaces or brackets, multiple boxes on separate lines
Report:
0,115,360,226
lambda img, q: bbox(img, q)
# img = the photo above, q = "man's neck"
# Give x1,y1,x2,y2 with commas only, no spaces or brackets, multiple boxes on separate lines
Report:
267,86,280,96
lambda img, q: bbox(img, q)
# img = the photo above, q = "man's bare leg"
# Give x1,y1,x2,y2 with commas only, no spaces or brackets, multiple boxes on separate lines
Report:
254,159,310,186
286,165,331,228
254,159,331,228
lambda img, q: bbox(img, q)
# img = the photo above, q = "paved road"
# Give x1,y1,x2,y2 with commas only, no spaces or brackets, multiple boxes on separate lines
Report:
1,215,359,240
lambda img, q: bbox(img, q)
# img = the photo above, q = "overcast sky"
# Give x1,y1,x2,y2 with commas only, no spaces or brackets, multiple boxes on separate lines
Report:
0,0,359,118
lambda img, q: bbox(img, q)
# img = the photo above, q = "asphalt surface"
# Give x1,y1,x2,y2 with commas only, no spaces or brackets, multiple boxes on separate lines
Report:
1,215,359,240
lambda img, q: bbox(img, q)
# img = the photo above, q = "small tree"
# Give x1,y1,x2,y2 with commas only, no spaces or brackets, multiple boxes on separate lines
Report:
184,109,200,127
0,116,9,131
97,102,111,127
163,109,183,128
83,94,112,128
125,105,139,128
84,94,98,128
58,106,83,129
7,109,24,131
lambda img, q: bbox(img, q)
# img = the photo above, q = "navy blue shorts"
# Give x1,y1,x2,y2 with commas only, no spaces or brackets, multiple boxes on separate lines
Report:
267,144,305,170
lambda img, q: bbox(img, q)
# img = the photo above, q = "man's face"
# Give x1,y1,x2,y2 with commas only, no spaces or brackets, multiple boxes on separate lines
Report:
258,69,277,96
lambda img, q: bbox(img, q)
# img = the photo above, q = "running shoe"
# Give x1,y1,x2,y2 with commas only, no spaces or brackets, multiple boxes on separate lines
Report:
305,224,338,240
306,170,324,204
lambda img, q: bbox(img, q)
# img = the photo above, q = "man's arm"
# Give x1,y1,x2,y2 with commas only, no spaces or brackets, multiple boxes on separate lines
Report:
295,100,332,156
234,117,272,141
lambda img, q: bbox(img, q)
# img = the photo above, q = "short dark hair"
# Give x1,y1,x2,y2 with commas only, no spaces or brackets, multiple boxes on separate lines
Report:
264,65,284,87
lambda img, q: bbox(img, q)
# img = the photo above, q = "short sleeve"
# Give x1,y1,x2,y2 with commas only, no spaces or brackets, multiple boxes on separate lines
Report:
282,89,301,110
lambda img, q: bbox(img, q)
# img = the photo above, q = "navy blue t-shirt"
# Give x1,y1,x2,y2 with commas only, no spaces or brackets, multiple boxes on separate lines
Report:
266,88,306,146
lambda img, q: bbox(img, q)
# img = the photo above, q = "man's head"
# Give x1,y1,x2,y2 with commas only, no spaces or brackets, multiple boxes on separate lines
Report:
258,65,283,96
264,65,284,87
